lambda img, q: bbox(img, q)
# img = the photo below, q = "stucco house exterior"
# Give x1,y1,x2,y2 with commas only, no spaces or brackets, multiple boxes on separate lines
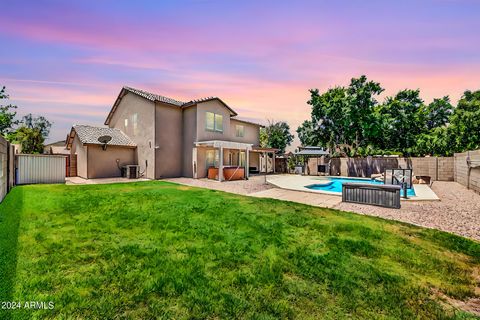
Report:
66,125,136,179
67,86,272,181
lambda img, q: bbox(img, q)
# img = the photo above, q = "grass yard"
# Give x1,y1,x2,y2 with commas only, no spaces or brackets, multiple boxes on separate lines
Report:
1,181,479,319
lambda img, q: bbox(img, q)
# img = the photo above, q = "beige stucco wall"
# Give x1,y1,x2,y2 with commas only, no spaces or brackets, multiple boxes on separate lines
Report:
87,145,136,179
108,92,155,179
182,106,197,177
229,119,260,145
71,135,88,179
155,102,183,178
196,100,232,142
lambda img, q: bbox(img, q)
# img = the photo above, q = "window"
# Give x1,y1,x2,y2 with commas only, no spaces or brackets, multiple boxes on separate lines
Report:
235,125,245,137
205,112,223,132
206,149,219,168
124,118,128,128
214,114,223,132
132,113,138,135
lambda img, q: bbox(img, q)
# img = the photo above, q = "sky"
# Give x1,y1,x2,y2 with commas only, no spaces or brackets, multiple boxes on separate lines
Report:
1,0,479,148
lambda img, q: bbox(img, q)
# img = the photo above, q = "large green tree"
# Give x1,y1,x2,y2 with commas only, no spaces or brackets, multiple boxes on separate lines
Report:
345,75,384,148
0,86,19,137
261,121,294,154
376,89,427,155
14,126,45,154
425,96,453,130
298,76,383,155
448,90,480,152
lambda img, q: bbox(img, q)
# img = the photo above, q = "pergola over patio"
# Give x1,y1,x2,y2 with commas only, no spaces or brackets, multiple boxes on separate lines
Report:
194,140,253,181
251,146,279,174
294,146,330,175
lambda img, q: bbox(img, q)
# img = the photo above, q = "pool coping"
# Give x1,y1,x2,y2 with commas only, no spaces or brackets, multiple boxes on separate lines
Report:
266,175,440,201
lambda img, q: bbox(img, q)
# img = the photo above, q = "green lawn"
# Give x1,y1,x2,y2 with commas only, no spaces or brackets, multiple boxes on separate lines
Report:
0,181,479,319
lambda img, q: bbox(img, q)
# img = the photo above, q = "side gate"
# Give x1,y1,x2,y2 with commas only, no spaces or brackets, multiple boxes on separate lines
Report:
16,154,66,185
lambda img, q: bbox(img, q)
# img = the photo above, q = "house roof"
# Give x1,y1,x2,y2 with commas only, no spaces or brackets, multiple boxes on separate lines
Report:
123,86,185,106
105,86,239,125
182,97,238,116
231,117,265,128
66,125,136,149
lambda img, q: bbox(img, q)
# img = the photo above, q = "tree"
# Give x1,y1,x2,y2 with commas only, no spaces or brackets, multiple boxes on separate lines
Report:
22,113,52,138
376,89,427,155
345,75,384,148
448,90,480,152
14,126,45,154
296,120,316,146
425,96,453,130
308,86,349,152
0,86,19,136
262,121,294,154
298,76,384,155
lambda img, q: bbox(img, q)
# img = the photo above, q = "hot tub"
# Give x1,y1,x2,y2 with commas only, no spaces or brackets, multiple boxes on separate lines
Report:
207,167,245,181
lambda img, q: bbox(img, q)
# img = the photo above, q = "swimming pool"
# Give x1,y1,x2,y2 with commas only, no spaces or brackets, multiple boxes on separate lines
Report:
305,177,416,197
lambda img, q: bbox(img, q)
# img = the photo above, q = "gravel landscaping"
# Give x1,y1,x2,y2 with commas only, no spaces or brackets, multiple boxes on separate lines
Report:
336,181,480,241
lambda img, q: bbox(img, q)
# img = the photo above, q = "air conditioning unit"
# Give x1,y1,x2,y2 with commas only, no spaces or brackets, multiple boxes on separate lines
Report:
122,165,140,179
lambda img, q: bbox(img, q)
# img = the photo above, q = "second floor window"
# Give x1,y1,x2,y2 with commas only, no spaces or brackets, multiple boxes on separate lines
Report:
206,112,223,132
235,125,245,137
132,113,138,135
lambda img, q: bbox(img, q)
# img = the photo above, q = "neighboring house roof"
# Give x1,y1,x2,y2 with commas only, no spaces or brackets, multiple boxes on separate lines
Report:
45,140,66,147
48,146,70,155
66,125,136,149
105,86,241,125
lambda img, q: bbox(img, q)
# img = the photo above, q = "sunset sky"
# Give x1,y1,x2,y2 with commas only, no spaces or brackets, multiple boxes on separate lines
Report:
1,0,479,146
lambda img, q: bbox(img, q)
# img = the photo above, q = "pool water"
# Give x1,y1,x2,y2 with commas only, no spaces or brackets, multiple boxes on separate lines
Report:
306,177,416,197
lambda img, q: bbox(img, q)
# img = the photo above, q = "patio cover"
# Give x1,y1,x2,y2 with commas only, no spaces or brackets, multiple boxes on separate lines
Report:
195,140,253,150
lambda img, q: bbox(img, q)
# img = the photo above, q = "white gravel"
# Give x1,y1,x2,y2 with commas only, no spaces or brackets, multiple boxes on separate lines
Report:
336,181,480,241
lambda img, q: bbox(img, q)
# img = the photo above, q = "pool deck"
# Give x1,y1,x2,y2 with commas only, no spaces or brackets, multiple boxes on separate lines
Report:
265,174,439,201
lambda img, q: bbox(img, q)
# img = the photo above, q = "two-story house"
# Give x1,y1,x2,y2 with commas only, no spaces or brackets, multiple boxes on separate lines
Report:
67,86,273,180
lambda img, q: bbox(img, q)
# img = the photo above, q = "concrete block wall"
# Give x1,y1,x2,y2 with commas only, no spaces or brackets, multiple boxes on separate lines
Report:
455,149,480,193
0,136,10,201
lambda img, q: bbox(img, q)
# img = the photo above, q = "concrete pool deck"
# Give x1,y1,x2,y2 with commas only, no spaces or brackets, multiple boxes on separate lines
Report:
265,174,439,201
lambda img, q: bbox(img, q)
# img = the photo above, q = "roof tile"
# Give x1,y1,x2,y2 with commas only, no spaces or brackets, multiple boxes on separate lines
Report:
74,125,136,147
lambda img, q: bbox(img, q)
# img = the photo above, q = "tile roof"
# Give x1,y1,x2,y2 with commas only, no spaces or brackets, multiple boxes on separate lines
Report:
105,86,239,125
73,125,136,147
123,86,185,106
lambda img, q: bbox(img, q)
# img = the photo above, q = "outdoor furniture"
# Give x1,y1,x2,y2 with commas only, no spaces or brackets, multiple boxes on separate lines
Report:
342,183,401,209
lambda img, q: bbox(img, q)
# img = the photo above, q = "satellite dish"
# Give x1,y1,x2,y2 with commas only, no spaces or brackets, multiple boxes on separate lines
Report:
98,135,112,150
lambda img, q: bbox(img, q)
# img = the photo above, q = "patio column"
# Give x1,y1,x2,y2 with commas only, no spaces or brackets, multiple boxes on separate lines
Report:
273,152,276,173
192,147,197,178
218,146,223,181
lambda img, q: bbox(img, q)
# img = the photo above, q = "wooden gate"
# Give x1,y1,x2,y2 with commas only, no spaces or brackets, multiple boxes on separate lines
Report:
66,154,77,177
